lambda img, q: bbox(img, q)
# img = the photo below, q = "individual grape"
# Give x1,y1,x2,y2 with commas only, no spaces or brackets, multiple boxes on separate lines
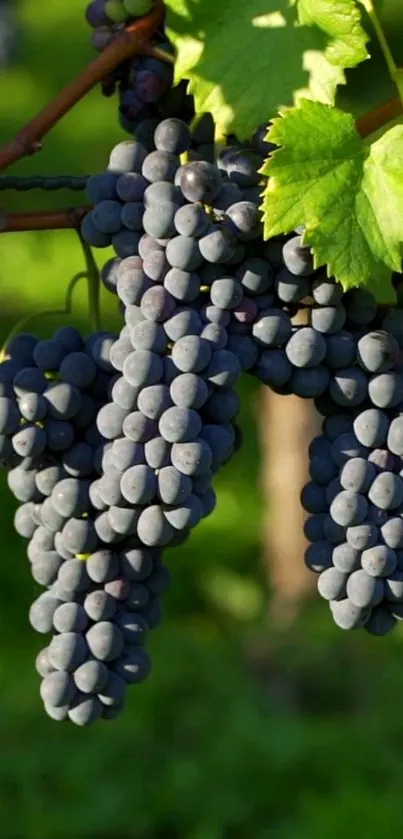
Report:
325,331,357,370
346,569,383,608
7,332,38,364
31,552,63,586
58,559,90,594
368,472,403,510
86,621,123,661
384,569,403,601
163,494,203,530
289,366,330,399
117,260,150,307
309,454,337,485
43,382,81,421
174,204,210,238
13,367,47,397
112,438,145,471
85,592,117,623
140,286,176,323
172,336,212,374
8,466,41,503
364,605,396,636
59,352,96,390
143,250,169,282
225,201,261,241
304,541,333,573
98,672,127,708
40,496,67,532
178,161,222,204
285,327,326,368
98,469,125,506
317,567,347,601
329,368,368,408
361,545,397,577
81,212,111,247
62,442,94,479
157,466,192,505
111,377,138,411
312,276,342,306
199,228,237,264
346,523,378,551
164,268,200,303
12,425,46,458
170,373,208,410
118,547,153,582
123,350,163,388
87,550,119,583
275,268,310,303
340,457,376,493
324,414,353,439
112,229,141,258
36,647,55,678
51,478,89,518
108,505,139,536
29,594,61,634
109,140,147,173
330,433,368,467
368,372,403,409
131,321,168,354
121,202,144,231
74,660,108,694
164,307,202,342
115,612,148,645
252,309,291,348
120,464,157,504
166,235,203,272
143,180,182,207
53,602,88,634
344,288,377,325
40,671,76,708
311,305,346,335
61,518,97,555
210,278,243,310
300,482,327,514
137,505,173,546
14,503,37,539
387,416,403,456
68,693,102,726
204,389,240,423
332,543,360,573
282,236,315,276
159,406,202,443
330,599,369,630
357,330,399,373
330,490,368,527
144,435,171,469
114,647,151,684
171,439,212,476
0,396,20,434
48,632,88,672
92,199,123,234
381,518,403,550
142,150,178,183
142,202,176,239
116,171,148,202
122,411,157,442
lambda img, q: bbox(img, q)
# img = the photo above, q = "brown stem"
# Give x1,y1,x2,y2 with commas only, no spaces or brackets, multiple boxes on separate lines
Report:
356,96,403,138
0,1,165,174
0,206,91,232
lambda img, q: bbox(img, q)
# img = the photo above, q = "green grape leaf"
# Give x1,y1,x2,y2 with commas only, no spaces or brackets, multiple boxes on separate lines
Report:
261,99,403,291
165,0,369,139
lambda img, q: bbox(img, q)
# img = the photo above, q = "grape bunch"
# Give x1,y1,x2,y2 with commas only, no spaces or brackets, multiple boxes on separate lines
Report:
85,0,175,133
1,328,170,724
302,326,403,636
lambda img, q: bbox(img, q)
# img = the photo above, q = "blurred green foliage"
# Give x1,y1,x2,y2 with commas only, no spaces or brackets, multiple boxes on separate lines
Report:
1,2,403,837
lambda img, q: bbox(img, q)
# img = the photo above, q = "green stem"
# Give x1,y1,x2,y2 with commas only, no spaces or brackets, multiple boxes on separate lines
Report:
78,233,102,333
359,0,403,104
0,270,87,362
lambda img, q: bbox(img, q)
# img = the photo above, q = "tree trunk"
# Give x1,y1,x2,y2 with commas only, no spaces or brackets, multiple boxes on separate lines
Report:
258,387,321,626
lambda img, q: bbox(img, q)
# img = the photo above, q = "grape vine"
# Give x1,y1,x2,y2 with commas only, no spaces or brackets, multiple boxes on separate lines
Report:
2,0,403,725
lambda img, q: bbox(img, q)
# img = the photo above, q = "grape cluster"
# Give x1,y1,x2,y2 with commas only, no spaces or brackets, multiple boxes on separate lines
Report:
1,328,170,724
302,326,403,635
85,0,174,132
